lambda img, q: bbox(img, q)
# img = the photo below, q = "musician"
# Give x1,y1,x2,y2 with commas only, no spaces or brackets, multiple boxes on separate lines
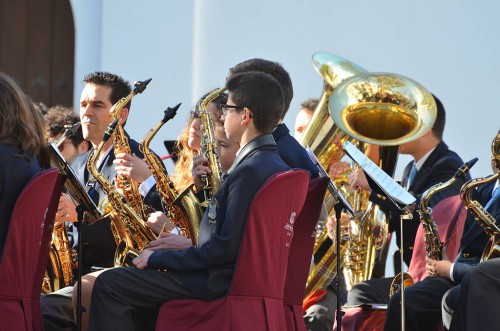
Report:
443,152,500,331
346,95,470,306
294,97,318,139
88,71,291,331
227,58,319,179
41,71,161,331
384,153,500,331
0,71,44,262
45,105,91,164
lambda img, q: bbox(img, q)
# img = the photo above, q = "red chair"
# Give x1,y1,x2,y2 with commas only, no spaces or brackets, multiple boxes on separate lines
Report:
0,169,65,331
283,177,329,331
333,195,467,331
155,170,310,331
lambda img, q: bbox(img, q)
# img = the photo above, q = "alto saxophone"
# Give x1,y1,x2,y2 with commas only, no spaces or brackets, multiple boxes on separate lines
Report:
140,104,203,246
390,158,477,296
87,119,157,266
199,87,226,208
460,133,500,261
110,79,153,221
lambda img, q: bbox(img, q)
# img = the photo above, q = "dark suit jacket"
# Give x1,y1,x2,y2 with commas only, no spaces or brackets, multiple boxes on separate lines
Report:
369,141,469,264
148,134,291,301
273,123,319,179
70,136,162,274
452,180,500,283
0,145,41,262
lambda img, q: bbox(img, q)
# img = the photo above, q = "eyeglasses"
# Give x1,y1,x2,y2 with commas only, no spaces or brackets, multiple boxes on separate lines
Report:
220,104,245,116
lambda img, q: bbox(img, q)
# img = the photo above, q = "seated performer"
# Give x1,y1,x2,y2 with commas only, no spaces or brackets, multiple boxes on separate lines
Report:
346,96,469,306
45,105,91,164
294,97,318,139
443,145,500,331
88,71,292,331
41,71,161,331
0,71,45,261
384,139,500,331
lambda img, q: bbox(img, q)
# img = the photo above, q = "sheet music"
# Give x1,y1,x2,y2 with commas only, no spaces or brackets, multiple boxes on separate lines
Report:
343,141,416,206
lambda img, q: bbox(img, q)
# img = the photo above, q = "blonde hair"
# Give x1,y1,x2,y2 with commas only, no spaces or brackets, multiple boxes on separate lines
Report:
171,116,197,192
0,72,45,158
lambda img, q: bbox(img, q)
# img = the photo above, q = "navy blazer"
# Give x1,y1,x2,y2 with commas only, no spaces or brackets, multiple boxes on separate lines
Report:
452,180,500,283
0,145,41,262
148,134,291,301
272,123,319,179
369,141,469,264
70,136,162,273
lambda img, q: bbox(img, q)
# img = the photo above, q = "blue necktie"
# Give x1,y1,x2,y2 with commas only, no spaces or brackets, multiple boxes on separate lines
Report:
485,187,500,212
407,164,418,189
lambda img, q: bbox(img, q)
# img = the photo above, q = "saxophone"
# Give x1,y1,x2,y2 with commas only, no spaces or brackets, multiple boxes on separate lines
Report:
110,79,153,221
43,122,82,293
87,119,157,266
460,133,500,261
140,104,203,246
390,158,477,296
199,87,226,207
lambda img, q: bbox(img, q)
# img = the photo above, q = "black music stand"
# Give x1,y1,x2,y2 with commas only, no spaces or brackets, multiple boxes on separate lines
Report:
48,144,102,331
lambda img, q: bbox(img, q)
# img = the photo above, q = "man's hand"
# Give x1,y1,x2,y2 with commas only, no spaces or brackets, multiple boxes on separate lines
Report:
426,256,452,279
348,168,371,192
328,161,351,179
55,193,78,225
132,249,154,269
147,211,175,235
192,154,210,192
113,153,152,183
148,232,193,251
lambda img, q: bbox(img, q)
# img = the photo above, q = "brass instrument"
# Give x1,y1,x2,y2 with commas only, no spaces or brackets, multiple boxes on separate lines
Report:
301,53,371,296
390,158,478,296
140,104,203,246
110,79,153,221
43,122,82,293
199,87,226,207
460,133,500,261
87,119,156,266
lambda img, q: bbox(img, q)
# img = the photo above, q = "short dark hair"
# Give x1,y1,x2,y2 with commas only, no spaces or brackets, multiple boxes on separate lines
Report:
225,72,284,134
431,94,446,140
82,71,132,109
44,105,89,148
300,98,319,112
228,59,293,119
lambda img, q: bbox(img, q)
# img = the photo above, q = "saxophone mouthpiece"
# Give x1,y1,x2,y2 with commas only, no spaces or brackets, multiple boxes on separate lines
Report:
65,122,82,137
103,119,120,142
133,78,152,94
162,103,181,123
455,157,479,178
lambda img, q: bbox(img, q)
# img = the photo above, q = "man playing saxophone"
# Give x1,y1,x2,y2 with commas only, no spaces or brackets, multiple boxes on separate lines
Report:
41,71,162,331
384,131,500,331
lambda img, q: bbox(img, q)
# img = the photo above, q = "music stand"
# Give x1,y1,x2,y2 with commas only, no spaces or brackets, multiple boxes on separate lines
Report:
47,144,102,331
342,141,416,331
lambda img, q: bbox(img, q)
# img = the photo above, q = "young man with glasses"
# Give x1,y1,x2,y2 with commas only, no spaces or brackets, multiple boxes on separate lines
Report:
88,71,294,331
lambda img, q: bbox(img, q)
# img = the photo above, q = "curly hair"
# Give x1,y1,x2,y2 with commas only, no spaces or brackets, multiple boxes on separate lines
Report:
171,91,227,192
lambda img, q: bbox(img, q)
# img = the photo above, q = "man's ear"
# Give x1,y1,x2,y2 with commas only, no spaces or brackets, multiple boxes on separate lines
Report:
119,108,129,124
240,108,251,126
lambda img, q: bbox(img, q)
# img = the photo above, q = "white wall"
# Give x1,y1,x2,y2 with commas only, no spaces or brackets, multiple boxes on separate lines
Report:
70,0,500,178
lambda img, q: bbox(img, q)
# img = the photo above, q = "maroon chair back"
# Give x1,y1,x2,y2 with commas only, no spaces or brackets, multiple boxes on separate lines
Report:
155,170,310,331
283,177,329,331
0,169,64,331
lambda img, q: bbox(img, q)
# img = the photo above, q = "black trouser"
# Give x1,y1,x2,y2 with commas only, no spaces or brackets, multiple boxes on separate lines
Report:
89,267,198,331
